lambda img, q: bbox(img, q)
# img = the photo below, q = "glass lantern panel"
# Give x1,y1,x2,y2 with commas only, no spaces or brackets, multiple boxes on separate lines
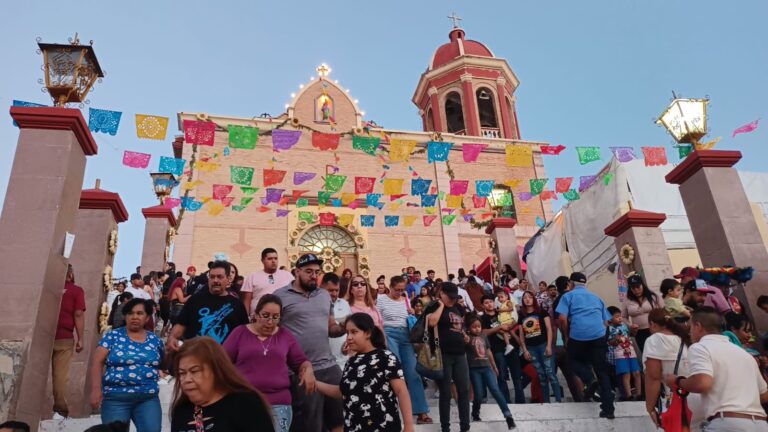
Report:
47,47,81,87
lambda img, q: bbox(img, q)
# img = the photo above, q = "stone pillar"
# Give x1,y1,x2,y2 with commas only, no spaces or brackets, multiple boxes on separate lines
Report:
604,209,672,296
66,187,128,417
140,205,177,274
496,77,513,139
0,107,97,429
666,150,768,330
460,74,480,136
486,218,521,276
428,87,443,132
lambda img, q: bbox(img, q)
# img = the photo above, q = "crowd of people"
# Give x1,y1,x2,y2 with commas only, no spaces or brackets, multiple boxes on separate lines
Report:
39,249,768,432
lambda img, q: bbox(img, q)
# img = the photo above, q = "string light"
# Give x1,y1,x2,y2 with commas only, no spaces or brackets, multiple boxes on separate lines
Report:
290,93,296,98
299,84,304,89
354,99,359,104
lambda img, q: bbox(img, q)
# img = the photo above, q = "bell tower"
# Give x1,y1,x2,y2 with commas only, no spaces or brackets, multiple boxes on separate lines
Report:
413,20,521,140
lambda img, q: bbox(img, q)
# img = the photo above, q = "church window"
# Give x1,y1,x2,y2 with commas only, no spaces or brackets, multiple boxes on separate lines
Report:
298,225,357,254
476,87,498,128
425,107,434,131
444,91,465,133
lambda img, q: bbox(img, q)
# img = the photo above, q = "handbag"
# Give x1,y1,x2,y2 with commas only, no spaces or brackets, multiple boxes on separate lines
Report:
414,326,443,380
660,341,692,432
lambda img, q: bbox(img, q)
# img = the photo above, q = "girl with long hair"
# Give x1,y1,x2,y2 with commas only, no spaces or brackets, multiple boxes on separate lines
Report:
316,313,415,432
643,308,694,428
171,337,274,431
518,291,561,403
347,274,383,330
621,274,661,353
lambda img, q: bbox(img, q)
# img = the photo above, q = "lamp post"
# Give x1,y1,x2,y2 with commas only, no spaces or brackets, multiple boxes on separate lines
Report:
38,33,104,106
149,172,179,205
656,96,709,151
488,184,516,218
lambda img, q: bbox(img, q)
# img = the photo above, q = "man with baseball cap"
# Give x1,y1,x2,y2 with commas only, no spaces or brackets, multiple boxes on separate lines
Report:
275,253,346,432
675,267,699,285
555,272,615,419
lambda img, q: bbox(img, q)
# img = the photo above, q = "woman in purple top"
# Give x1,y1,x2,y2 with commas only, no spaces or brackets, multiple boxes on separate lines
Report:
223,294,316,432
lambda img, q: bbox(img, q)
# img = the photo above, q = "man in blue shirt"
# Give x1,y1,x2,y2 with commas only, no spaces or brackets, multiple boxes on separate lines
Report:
406,270,428,300
555,272,615,419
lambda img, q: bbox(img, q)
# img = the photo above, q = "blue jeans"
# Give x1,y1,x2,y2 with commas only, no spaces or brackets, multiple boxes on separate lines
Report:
491,351,511,404
101,392,161,432
469,367,511,417
504,347,526,403
384,326,429,415
527,344,562,402
272,404,292,432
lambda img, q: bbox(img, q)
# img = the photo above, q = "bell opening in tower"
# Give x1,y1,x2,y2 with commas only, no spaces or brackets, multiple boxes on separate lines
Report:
445,91,465,133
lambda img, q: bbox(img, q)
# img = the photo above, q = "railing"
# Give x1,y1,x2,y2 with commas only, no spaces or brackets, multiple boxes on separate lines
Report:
447,128,501,138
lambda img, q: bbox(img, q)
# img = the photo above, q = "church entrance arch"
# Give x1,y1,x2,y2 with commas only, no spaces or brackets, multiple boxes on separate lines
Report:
297,225,358,275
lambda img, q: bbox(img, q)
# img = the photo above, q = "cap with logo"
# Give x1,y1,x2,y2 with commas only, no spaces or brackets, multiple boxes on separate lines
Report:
296,253,323,268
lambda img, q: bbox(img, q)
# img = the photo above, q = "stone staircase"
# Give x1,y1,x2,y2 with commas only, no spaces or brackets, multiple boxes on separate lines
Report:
40,381,657,432
415,401,657,431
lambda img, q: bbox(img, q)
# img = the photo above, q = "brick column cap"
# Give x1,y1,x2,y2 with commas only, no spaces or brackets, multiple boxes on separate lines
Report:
604,209,667,237
665,150,742,185
142,205,177,226
80,188,129,223
485,217,517,234
10,106,98,156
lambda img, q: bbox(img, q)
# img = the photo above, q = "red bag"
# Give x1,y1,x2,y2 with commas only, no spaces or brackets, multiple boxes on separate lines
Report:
660,385,692,432
660,342,692,432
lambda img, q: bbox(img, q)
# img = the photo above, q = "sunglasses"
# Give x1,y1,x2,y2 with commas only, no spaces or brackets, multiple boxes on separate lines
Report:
351,281,367,287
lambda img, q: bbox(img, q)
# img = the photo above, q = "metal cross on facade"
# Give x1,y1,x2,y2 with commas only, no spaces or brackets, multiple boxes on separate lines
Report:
447,12,462,28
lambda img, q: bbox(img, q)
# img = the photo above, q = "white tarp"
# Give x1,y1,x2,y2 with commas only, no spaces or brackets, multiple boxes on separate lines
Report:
624,159,695,249
563,158,629,278
525,211,569,286
524,156,768,283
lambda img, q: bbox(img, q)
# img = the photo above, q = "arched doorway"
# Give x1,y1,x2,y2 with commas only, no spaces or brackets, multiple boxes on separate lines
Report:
297,225,358,275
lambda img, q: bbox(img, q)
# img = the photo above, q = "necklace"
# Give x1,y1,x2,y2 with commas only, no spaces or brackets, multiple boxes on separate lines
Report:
257,334,273,356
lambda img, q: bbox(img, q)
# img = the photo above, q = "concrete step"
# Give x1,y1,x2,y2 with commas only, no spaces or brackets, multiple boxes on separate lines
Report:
415,402,657,432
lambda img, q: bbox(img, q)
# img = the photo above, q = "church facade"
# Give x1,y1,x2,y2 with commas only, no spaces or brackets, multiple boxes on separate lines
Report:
172,27,552,279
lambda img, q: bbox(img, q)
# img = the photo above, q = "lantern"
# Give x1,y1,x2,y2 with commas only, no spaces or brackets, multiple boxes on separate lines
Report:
656,97,708,145
38,34,104,106
150,173,179,204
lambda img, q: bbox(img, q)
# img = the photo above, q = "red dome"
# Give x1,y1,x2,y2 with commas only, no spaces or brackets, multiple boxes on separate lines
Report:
430,28,494,70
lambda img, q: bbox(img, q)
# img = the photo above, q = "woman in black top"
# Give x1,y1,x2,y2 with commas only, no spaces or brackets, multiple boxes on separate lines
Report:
171,337,274,432
518,291,561,403
316,313,414,432
426,282,471,432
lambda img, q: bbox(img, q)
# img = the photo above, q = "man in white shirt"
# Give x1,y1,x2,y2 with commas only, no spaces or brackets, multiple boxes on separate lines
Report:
667,306,768,431
241,248,294,315
125,273,151,300
322,272,350,368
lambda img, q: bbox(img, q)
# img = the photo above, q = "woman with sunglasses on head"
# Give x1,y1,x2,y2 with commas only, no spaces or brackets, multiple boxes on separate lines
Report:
347,274,384,332
223,294,315,432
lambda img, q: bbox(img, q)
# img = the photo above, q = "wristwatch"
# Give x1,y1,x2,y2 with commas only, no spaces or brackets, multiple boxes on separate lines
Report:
675,375,685,389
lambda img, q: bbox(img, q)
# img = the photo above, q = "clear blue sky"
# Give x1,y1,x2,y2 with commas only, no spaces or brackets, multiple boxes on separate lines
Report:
1,1,766,278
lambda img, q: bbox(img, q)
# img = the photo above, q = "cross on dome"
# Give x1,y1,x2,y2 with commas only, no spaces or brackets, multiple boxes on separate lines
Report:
316,63,332,77
447,12,462,28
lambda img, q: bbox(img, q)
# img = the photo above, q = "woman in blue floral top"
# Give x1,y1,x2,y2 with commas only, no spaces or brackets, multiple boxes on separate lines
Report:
90,298,165,432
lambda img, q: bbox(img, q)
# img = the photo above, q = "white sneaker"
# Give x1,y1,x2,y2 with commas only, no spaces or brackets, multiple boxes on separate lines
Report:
52,413,66,420
504,344,514,355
